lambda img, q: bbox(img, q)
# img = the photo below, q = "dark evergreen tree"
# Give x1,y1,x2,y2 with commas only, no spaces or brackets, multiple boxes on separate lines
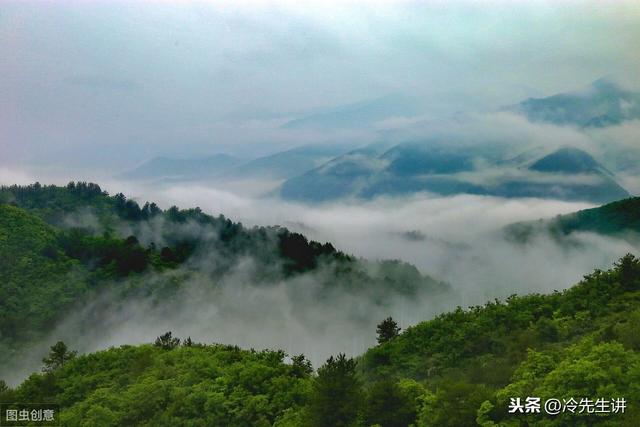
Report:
616,253,640,290
307,354,363,427
42,341,77,373
363,378,418,427
376,317,401,344
154,332,180,350
291,354,313,378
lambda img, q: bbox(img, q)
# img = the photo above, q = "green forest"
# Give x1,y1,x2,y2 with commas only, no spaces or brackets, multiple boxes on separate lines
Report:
506,196,640,244
1,183,639,426
0,183,448,370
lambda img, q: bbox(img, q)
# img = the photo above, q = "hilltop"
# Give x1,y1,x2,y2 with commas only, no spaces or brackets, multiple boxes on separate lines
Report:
2,254,639,426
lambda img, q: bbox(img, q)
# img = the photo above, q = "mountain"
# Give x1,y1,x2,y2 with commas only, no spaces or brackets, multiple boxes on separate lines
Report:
119,154,242,181
279,142,396,202
2,251,639,425
490,146,630,204
512,78,640,127
529,146,608,174
120,146,351,185
280,143,629,204
220,144,350,181
358,255,640,426
380,143,478,176
0,182,449,382
281,94,421,130
506,196,640,243
2,343,312,426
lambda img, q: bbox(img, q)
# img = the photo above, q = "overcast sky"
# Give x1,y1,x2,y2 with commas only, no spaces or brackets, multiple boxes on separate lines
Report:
1,0,639,173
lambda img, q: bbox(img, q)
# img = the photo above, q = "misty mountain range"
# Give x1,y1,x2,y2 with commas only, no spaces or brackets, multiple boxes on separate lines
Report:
279,145,629,204
119,154,244,181
120,78,637,204
511,77,640,128
2,181,640,426
280,93,421,130
4,3,640,424
506,196,640,244
0,182,450,382
120,144,350,183
2,181,638,380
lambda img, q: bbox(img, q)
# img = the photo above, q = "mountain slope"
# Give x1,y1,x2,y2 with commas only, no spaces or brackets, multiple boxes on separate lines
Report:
281,94,420,130
3,256,640,426
512,78,640,128
358,255,640,425
2,344,313,426
529,146,608,174
119,154,242,181
0,182,450,382
494,146,630,204
507,196,640,243
221,144,349,181
279,143,393,202
280,144,629,204
0,205,87,346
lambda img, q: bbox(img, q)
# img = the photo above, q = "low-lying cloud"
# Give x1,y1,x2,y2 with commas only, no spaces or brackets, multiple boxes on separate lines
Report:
111,179,634,302
2,172,639,385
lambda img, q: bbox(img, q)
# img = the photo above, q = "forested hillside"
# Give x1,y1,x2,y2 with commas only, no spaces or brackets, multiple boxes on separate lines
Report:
506,197,640,243
2,183,639,426
359,254,640,426
1,255,638,426
0,183,448,378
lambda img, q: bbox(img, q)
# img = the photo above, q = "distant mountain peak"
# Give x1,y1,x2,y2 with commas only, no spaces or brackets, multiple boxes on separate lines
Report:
281,93,421,130
529,146,600,174
119,153,242,181
589,76,620,91
512,78,640,128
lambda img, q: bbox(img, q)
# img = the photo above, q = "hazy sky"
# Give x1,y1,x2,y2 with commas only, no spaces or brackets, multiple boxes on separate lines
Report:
1,0,639,172
2,1,640,382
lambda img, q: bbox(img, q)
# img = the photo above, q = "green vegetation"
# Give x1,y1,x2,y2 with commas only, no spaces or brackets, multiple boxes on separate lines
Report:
551,197,640,236
2,183,639,425
376,317,401,344
2,256,638,426
42,341,77,373
0,204,87,347
1,343,313,426
0,184,446,296
358,254,640,426
0,182,446,385
506,196,640,243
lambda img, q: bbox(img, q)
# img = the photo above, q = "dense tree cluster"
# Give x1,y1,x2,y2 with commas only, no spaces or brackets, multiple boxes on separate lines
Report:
506,196,640,243
1,344,313,426
359,254,640,426
0,184,444,358
4,253,638,425
153,332,181,350
3,183,638,425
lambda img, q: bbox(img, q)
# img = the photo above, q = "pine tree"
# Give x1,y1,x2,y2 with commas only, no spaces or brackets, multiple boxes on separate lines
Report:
154,332,180,350
42,341,77,373
307,354,363,427
376,317,401,344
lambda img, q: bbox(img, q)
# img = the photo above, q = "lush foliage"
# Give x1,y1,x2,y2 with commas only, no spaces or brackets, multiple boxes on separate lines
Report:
376,317,401,344
4,256,638,426
1,343,313,426
0,183,446,371
2,183,639,426
506,196,640,243
359,254,640,426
